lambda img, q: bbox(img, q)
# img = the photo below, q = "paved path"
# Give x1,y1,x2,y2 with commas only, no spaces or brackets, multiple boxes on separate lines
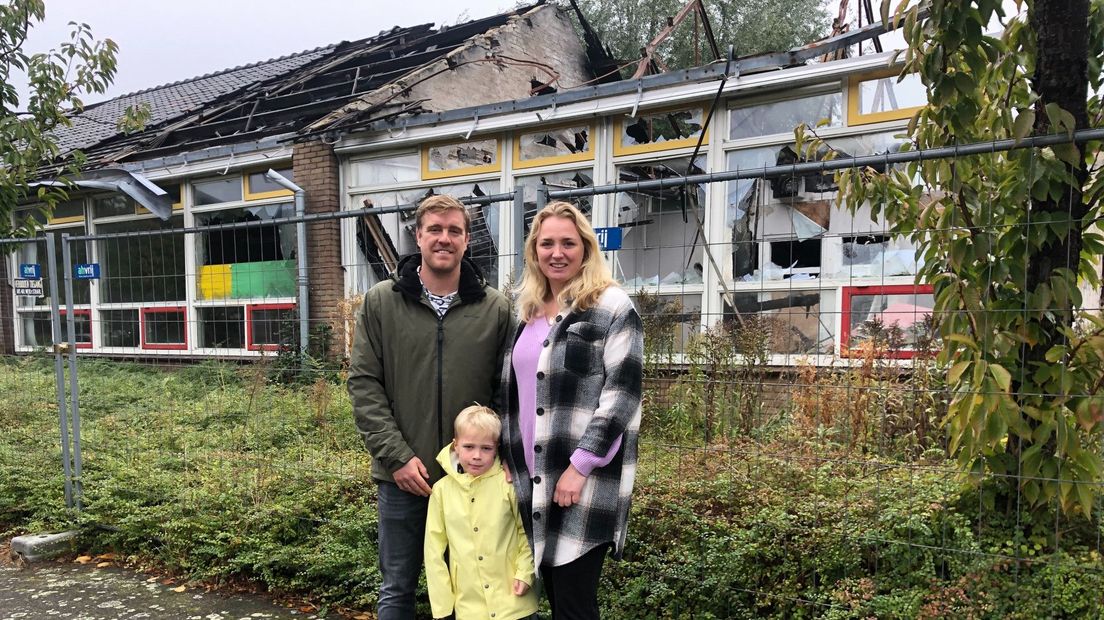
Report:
0,561,326,620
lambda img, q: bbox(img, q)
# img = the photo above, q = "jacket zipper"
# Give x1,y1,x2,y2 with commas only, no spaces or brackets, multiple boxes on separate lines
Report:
436,313,445,455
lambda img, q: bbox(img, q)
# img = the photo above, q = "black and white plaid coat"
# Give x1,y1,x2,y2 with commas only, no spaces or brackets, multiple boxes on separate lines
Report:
500,286,643,569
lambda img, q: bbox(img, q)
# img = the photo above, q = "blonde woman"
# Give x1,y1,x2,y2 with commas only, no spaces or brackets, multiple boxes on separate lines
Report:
499,201,643,619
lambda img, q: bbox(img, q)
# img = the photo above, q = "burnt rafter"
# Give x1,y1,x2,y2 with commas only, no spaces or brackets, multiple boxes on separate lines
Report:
90,3,544,164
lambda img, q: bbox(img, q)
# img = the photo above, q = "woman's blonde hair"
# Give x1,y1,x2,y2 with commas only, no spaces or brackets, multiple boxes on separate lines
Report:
516,201,616,322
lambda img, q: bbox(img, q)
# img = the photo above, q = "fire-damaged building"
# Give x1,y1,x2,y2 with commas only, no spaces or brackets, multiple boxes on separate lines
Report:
3,0,938,365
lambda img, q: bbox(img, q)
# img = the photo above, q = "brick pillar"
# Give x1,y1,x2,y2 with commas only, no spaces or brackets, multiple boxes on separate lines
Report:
292,139,345,358
0,255,13,354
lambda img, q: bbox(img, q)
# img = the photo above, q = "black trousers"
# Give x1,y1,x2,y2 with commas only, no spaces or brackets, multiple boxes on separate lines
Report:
540,543,610,620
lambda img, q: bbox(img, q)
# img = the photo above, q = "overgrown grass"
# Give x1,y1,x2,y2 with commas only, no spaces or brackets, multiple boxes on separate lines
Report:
1,356,1102,617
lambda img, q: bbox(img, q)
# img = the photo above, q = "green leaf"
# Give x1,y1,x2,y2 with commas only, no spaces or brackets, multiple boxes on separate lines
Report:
989,364,1012,392
1012,108,1035,144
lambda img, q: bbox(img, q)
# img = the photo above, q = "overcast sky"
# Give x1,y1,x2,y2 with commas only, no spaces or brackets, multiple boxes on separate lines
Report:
21,0,513,104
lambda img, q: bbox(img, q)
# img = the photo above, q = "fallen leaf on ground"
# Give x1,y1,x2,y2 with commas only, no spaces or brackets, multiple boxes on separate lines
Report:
171,585,186,593
161,579,176,586
96,561,112,568
74,556,92,564
96,552,117,561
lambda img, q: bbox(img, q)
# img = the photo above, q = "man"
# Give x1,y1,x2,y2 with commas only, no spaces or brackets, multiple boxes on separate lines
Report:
348,194,513,620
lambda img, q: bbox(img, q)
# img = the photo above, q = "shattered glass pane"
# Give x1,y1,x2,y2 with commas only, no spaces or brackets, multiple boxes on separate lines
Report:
729,91,842,140
351,153,420,187
352,181,502,291
517,125,590,162
856,72,926,116
194,203,298,301
615,156,706,288
725,290,836,355
515,170,593,233
620,108,704,148
427,139,498,173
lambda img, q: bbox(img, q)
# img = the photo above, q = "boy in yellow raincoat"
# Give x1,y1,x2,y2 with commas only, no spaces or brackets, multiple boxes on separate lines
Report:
425,405,538,620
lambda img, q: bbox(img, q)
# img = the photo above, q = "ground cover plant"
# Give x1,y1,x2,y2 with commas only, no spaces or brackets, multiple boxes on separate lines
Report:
1,354,1102,617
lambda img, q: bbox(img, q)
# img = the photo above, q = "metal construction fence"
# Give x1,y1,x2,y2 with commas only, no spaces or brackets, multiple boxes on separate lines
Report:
2,129,1103,616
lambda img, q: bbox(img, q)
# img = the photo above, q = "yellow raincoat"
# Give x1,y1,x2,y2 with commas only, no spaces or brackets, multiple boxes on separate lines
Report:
425,444,537,620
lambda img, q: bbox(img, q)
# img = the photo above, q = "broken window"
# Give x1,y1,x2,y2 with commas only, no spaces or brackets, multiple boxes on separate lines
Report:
350,153,420,187
353,181,501,291
195,203,297,301
425,138,499,177
614,156,705,289
516,125,591,167
617,108,705,154
729,91,842,141
726,132,914,284
515,170,593,234
724,289,836,355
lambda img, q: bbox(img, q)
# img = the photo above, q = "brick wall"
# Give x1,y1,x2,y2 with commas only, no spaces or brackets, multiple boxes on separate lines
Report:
292,139,345,357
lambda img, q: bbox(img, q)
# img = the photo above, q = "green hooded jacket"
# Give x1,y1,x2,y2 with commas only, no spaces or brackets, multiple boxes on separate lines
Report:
347,255,513,484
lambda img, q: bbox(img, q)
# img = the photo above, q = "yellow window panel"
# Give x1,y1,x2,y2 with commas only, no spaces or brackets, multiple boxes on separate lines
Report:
244,168,295,201
847,68,926,126
513,124,594,169
613,107,708,156
198,264,233,300
422,138,501,180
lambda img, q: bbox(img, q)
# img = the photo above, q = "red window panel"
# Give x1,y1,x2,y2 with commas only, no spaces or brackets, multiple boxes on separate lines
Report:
839,284,935,360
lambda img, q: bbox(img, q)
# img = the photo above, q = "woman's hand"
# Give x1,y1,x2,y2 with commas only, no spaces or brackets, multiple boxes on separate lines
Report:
553,464,586,507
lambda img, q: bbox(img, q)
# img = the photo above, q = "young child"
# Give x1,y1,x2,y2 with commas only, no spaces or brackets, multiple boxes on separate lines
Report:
424,405,538,620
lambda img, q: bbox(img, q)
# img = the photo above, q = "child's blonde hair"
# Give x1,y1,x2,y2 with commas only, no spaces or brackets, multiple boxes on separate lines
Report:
454,405,501,441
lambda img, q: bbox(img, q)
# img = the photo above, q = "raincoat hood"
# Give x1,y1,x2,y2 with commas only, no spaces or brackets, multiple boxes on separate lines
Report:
436,443,504,489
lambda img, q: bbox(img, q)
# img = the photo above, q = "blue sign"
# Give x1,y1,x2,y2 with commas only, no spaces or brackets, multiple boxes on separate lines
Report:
19,263,40,279
595,227,622,251
74,263,101,280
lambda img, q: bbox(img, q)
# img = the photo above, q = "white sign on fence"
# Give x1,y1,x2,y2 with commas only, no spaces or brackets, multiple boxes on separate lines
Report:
14,278,44,298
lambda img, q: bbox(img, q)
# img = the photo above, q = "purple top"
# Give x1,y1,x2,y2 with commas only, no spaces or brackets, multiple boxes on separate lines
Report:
512,318,623,478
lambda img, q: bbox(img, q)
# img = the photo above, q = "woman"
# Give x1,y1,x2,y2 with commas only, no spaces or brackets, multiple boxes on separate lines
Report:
500,201,643,619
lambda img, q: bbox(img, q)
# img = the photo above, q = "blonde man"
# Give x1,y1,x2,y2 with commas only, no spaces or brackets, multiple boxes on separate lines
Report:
349,195,513,620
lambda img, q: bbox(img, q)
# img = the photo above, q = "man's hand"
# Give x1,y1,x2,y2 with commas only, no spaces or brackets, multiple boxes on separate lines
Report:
393,457,432,496
513,579,530,596
553,463,586,507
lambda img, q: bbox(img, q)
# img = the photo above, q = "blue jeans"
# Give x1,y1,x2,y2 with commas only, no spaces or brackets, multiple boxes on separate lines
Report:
377,481,430,620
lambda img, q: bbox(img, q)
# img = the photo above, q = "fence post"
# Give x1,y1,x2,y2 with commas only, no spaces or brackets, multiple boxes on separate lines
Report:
60,233,83,510
45,232,73,509
512,188,525,278
536,185,547,213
